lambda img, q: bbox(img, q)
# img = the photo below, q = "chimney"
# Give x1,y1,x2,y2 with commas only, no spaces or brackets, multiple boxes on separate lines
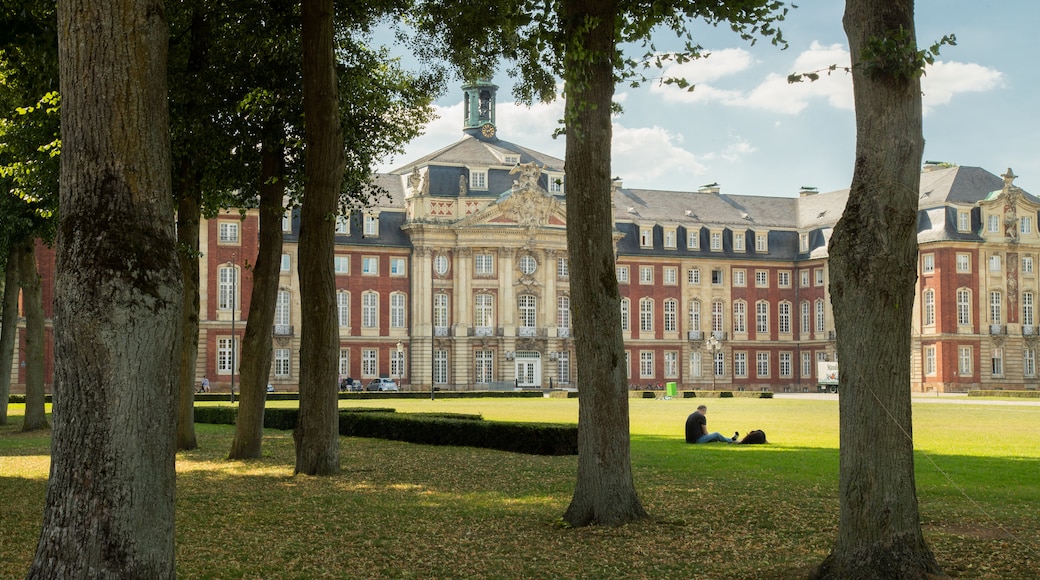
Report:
698,182,721,194
799,186,818,197
922,160,949,173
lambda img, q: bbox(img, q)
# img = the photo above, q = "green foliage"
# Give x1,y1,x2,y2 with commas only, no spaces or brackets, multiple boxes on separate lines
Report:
787,30,957,84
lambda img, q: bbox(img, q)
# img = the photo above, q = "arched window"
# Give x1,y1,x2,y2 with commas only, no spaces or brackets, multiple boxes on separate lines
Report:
518,295,537,329
733,301,746,334
434,293,449,329
362,292,378,328
756,301,769,333
923,289,935,326
390,292,407,328
663,299,677,332
956,288,971,326
218,265,237,311
688,299,701,332
778,301,791,334
557,295,571,331
276,290,292,327
712,300,725,333
990,291,1002,324
801,301,810,334
815,299,825,333
620,298,630,331
475,294,494,328
1023,291,1034,326
639,298,654,332
336,291,349,327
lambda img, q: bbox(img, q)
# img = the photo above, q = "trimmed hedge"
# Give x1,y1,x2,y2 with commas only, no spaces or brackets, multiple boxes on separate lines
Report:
192,406,577,456
968,389,1040,399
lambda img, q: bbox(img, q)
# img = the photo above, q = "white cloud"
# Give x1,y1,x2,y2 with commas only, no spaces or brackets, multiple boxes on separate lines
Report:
610,124,712,187
922,60,1004,112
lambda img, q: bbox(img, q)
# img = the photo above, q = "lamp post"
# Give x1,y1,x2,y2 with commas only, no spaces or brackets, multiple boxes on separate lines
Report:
228,259,236,403
396,340,404,391
706,334,721,392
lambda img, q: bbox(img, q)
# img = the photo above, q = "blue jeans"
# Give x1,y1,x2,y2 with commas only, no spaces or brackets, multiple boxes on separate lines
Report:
696,432,734,444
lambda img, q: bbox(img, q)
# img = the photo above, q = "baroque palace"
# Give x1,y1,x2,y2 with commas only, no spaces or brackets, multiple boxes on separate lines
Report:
11,81,1040,393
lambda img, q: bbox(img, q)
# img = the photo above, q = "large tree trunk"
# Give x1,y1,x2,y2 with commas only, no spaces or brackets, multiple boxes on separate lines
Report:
812,1,943,578
293,0,342,475
0,246,21,425
19,239,48,431
560,0,647,528
230,132,285,459
175,160,202,451
28,0,180,576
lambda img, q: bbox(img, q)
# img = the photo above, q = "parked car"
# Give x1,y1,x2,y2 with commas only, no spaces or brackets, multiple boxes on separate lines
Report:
366,378,399,392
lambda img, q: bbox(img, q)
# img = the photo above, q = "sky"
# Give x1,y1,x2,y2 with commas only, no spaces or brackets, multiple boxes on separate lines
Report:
376,1,1036,199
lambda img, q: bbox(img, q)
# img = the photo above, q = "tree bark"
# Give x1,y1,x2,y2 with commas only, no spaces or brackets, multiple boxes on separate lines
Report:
230,132,285,459
175,159,201,451
28,0,180,576
293,0,342,475
812,1,944,578
560,0,647,527
0,245,21,425
19,239,48,431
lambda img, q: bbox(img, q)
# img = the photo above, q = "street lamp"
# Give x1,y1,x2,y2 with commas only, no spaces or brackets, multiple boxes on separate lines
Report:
396,340,404,391
705,334,721,391
228,259,236,403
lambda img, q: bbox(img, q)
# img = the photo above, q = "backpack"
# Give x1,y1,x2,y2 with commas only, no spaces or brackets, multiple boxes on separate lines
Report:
739,430,767,444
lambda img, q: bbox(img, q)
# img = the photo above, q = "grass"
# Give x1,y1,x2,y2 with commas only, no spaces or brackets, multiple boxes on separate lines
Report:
2,396,1039,579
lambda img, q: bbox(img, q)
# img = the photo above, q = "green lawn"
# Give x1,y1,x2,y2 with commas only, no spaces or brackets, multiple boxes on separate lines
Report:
1,396,1037,579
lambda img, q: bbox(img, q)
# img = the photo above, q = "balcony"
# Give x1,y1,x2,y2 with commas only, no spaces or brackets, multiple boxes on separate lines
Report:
434,326,449,337
474,326,495,337
711,331,727,341
519,326,537,337
273,324,294,336
558,327,571,338
688,330,703,340
990,324,1006,335
1024,325,1035,336
828,330,836,340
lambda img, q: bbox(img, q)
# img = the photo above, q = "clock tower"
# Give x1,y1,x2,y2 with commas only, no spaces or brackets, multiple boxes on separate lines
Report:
462,79,498,141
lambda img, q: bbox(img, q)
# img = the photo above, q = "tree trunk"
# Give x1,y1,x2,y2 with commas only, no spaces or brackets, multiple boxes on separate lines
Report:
28,0,180,576
560,0,647,528
293,0,342,476
175,160,201,451
812,1,944,578
19,239,48,431
0,246,21,425
230,132,285,459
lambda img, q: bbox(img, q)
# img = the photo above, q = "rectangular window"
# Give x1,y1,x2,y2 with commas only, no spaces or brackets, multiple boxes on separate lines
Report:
664,351,678,378
992,347,1004,376
924,346,936,375
988,214,1000,233
712,301,725,333
391,348,406,380
616,266,629,283
711,269,723,285
548,174,564,193
282,210,293,232
281,254,291,272
557,351,571,384
734,233,745,252
362,349,377,377
557,258,569,279
1025,349,1036,377
434,293,449,329
275,290,291,327
337,292,350,327
688,268,700,285
558,296,571,332
470,170,488,190
664,229,676,249
518,295,537,329
663,300,677,332
218,266,237,311
989,255,1001,273
756,352,770,378
959,346,972,376
755,232,768,252
639,266,653,284
779,352,792,378
363,214,379,237
990,291,1002,324
274,348,290,377
733,269,746,287
733,301,746,334
687,351,702,378
687,228,700,249
663,267,677,285
390,257,407,276
1024,256,1034,274
756,302,769,333
801,301,810,335
779,302,791,334
335,216,350,234
802,351,813,379
362,256,378,275
1023,292,1035,326
799,233,809,253
815,268,825,286
733,351,747,378
755,270,768,288
639,227,653,248
800,270,810,288
713,351,724,377
217,337,237,374
710,231,722,251
620,299,630,331
1022,216,1033,235
815,300,825,333
778,271,791,288
957,289,971,326
218,221,240,243
956,253,970,273
639,351,654,378
475,253,495,276
922,254,935,274
639,299,653,332
475,294,494,328
434,350,448,384
339,349,350,378
334,256,350,274
958,211,970,232
475,350,494,383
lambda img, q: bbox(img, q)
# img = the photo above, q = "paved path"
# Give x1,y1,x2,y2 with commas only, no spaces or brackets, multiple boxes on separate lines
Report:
774,392,1040,407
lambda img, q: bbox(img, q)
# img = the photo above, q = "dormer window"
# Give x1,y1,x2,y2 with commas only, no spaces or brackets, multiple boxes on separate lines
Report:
548,173,565,193
639,226,653,248
988,214,1000,233
687,227,700,249
470,169,488,190
504,154,520,165
755,232,768,252
957,211,970,232
663,228,677,249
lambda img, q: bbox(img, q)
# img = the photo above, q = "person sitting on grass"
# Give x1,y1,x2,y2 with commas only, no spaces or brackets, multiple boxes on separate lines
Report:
685,405,738,444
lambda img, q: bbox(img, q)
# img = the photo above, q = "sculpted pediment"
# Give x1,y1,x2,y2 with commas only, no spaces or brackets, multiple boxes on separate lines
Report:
457,162,566,229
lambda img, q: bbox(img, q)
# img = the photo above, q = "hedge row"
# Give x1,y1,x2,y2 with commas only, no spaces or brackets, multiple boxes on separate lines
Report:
628,390,773,399
192,406,577,456
968,389,1040,399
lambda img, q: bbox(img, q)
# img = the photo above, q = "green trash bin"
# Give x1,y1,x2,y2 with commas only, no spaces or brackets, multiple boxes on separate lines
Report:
666,382,678,397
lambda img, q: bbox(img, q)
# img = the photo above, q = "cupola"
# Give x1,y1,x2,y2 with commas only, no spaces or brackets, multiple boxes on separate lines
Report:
462,79,499,141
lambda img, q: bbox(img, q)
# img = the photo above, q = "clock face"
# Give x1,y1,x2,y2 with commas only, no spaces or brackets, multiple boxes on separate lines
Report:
481,123,496,138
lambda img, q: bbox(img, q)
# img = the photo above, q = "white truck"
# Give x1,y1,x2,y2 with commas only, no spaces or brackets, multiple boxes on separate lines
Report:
817,361,839,393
